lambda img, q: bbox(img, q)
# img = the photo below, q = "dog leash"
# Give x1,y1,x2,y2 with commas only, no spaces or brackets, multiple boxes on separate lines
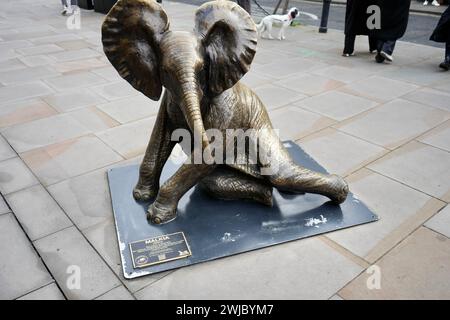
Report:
250,0,271,16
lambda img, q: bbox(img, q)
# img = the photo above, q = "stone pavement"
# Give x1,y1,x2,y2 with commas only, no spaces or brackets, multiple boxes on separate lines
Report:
0,0,449,300
306,0,448,16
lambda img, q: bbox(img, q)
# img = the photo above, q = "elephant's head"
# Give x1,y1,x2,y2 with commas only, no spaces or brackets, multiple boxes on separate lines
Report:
102,0,257,150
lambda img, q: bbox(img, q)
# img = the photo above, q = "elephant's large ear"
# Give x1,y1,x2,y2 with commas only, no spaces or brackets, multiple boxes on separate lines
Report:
195,0,257,95
102,0,169,101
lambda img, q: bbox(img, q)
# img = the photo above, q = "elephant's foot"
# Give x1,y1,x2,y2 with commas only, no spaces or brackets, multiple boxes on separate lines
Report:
199,167,274,207
133,183,158,202
325,175,349,204
255,188,273,206
147,201,177,224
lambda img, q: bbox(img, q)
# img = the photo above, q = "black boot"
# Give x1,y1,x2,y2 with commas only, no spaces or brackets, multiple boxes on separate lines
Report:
439,56,450,71
375,52,385,63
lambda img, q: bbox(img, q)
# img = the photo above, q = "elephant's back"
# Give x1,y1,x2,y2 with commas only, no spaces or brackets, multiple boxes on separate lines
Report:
231,81,274,130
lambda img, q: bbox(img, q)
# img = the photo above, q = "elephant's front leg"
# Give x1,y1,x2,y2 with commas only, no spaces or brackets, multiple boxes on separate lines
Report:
147,162,217,224
134,95,175,201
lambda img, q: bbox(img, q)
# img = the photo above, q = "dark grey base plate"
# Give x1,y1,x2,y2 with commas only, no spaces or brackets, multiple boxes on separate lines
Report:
108,141,378,279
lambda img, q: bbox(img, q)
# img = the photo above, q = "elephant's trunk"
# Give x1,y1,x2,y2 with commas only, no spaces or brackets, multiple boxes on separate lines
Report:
178,72,210,156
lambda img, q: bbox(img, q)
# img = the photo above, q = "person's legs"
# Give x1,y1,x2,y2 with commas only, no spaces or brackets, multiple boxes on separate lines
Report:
440,40,450,71
375,39,385,63
343,34,356,56
381,40,396,55
368,36,377,53
379,40,396,62
446,40,450,62
61,0,69,15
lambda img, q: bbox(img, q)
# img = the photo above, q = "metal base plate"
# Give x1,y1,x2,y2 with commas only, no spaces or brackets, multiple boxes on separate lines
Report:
108,141,378,279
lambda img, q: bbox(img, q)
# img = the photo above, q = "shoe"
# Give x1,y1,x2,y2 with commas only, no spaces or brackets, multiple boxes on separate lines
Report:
439,61,450,71
432,0,440,6
380,51,393,62
369,49,376,54
375,53,385,63
423,1,429,5
342,53,354,57
61,5,72,15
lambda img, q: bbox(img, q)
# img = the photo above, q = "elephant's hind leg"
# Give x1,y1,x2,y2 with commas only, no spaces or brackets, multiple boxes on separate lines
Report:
270,163,349,204
199,167,273,206
258,135,349,204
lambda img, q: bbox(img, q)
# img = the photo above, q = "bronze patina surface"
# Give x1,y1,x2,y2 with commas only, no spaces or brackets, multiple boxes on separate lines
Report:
102,0,349,224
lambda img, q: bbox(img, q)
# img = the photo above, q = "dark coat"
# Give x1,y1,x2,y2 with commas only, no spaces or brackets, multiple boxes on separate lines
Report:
345,0,370,36
430,6,450,43
345,0,411,41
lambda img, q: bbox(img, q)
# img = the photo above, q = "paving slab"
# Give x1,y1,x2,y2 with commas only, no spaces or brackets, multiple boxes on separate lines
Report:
340,76,418,103
0,82,53,104
270,106,336,141
69,107,119,132
31,34,82,45
17,283,65,300
240,71,274,88
368,141,450,202
299,128,387,177
34,226,121,300
51,58,108,73
16,44,64,56
2,113,91,153
91,66,123,82
18,55,56,67
0,99,58,129
91,81,139,101
0,66,60,85
0,135,15,161
21,134,123,186
134,237,363,300
311,65,375,84
340,227,450,299
403,87,450,112
95,286,134,300
0,58,26,72
253,84,307,110
47,166,116,230
253,57,327,79
43,89,107,113
425,205,450,238
82,215,171,293
97,117,156,159
276,74,345,96
295,90,378,121
0,213,53,300
55,40,92,51
417,120,450,152
0,157,39,195
327,168,445,263
382,63,450,86
336,99,449,150
44,71,107,92
49,48,101,63
0,196,10,215
97,95,160,124
5,184,72,241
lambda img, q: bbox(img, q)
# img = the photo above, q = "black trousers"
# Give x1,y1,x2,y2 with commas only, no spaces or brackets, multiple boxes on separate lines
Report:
344,34,378,54
446,41,450,61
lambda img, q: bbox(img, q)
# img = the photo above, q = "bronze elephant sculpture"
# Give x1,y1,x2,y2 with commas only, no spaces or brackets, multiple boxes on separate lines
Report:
102,0,349,224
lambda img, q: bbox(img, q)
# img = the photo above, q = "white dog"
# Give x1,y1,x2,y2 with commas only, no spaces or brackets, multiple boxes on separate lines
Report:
256,7,299,40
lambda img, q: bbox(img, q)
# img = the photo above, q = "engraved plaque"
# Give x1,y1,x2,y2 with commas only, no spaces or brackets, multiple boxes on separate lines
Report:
129,232,191,268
